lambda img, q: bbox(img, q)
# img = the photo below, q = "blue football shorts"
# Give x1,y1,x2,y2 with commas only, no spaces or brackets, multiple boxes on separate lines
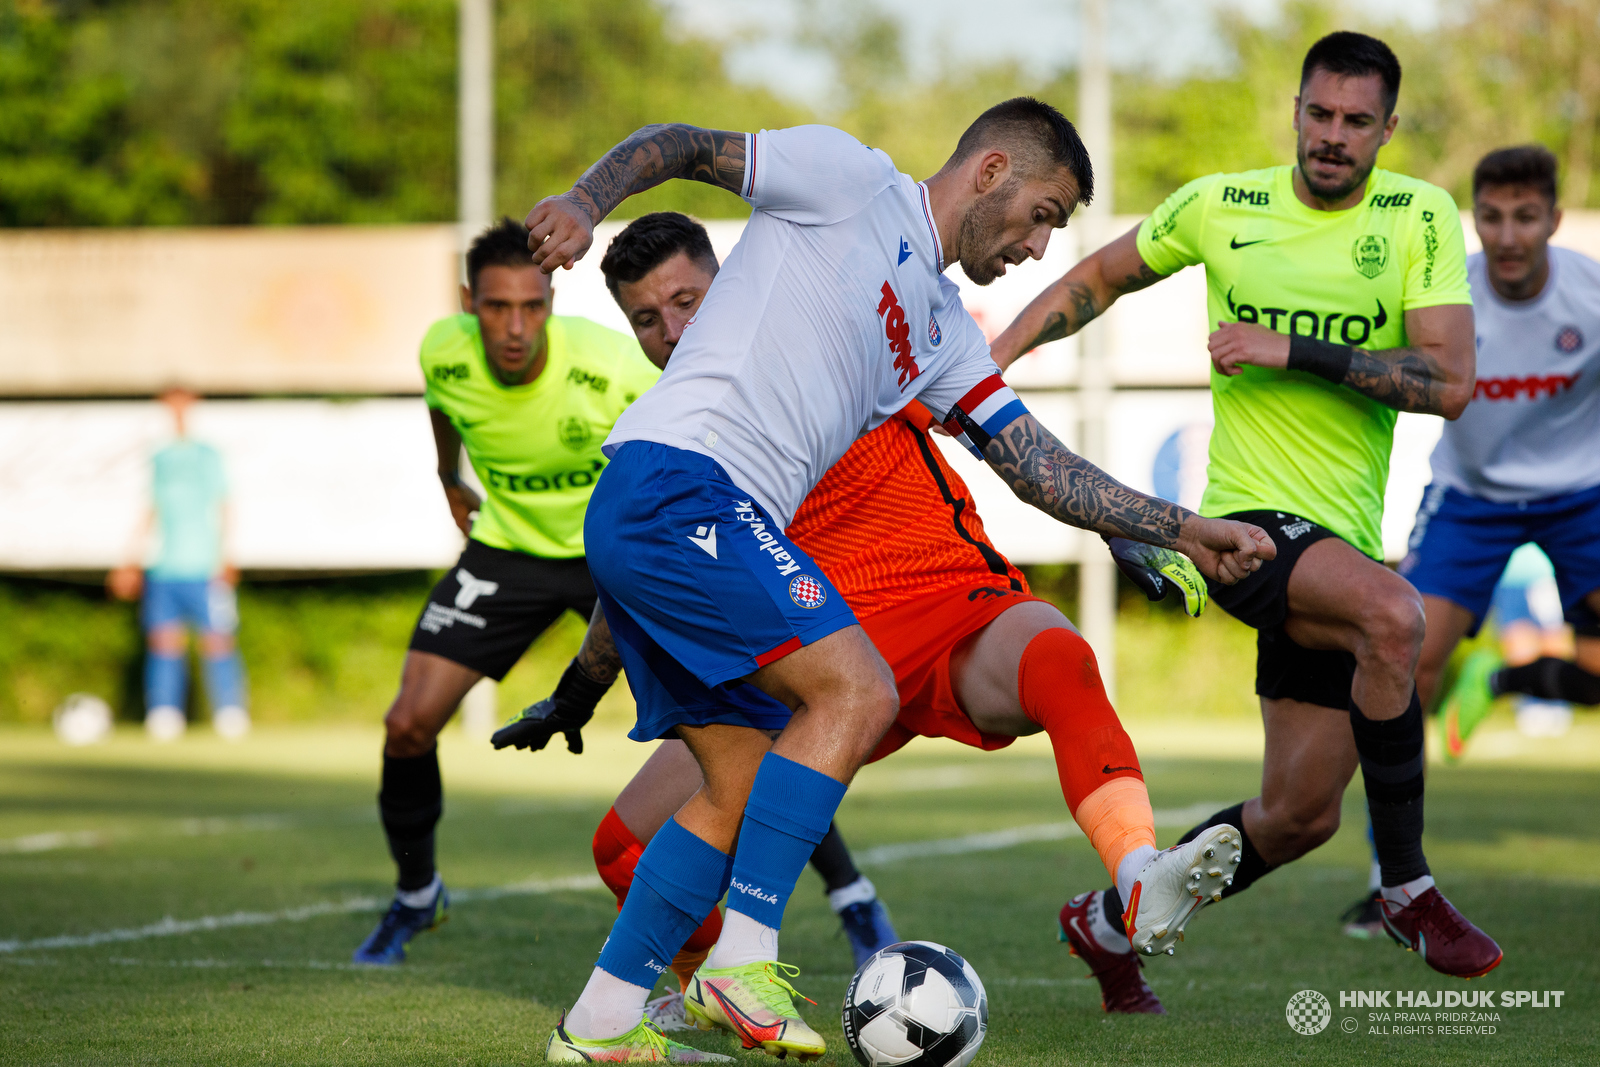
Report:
142,577,238,635
1400,481,1600,636
584,441,860,742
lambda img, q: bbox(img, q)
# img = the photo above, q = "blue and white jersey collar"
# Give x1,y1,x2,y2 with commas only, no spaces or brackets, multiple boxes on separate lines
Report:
916,181,945,272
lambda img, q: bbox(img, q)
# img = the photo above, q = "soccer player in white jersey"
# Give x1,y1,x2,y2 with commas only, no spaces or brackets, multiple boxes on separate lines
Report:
524,99,1273,1063
1402,145,1600,748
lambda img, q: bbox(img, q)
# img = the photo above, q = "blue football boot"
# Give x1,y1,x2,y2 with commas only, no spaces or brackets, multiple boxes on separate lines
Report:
837,898,898,967
352,883,449,965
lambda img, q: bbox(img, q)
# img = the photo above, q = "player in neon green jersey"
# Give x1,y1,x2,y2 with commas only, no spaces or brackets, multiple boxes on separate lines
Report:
992,32,1502,1000
353,218,660,965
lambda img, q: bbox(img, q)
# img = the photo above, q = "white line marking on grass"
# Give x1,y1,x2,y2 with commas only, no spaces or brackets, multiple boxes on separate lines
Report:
853,803,1223,867
0,874,603,954
0,806,1225,953
0,814,301,855
0,831,111,854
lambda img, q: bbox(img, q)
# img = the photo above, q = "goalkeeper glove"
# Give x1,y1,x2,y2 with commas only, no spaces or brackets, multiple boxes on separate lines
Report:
491,658,612,755
1103,536,1209,617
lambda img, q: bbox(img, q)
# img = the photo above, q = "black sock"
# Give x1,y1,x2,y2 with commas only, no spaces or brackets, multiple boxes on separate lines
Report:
1350,691,1429,886
1493,657,1600,705
1100,801,1272,935
1177,802,1275,899
809,821,862,893
380,747,443,892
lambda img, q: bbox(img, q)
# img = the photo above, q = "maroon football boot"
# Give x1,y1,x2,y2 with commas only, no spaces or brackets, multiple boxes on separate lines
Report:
1381,887,1504,978
1058,891,1165,1014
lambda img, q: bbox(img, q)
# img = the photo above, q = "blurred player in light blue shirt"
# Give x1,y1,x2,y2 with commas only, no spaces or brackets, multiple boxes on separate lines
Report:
108,388,248,741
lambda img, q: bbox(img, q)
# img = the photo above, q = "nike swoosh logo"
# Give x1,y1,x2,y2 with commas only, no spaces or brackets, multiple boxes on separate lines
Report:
1103,764,1138,774
1230,237,1267,249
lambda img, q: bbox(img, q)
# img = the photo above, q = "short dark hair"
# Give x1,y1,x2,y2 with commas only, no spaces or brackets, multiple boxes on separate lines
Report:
947,97,1094,206
466,217,537,291
599,212,718,303
1301,32,1402,116
1473,144,1560,205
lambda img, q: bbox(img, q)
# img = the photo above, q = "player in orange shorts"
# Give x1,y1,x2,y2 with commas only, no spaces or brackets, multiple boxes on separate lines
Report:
495,213,1239,1024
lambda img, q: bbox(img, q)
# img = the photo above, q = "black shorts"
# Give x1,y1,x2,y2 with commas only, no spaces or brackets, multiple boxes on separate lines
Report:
408,539,597,681
1206,510,1358,709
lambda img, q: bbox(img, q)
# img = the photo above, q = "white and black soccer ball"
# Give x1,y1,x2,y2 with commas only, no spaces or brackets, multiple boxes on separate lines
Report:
841,940,988,1067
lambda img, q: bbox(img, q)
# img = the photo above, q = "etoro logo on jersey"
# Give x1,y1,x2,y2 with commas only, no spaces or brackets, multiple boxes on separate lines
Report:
1227,287,1389,346
877,281,921,388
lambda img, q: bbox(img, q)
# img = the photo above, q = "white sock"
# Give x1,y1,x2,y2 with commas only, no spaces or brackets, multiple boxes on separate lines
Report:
705,910,779,970
1088,890,1132,954
395,873,441,910
1380,874,1435,910
1114,844,1158,908
1367,860,1383,893
566,967,653,1040
827,876,877,913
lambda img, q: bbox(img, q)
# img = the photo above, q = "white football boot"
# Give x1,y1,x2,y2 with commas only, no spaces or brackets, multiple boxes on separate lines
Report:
1121,825,1241,958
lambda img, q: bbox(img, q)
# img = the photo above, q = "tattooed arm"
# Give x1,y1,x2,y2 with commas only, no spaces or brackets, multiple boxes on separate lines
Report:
574,601,624,687
989,225,1167,371
1208,303,1476,418
524,124,746,273
982,412,1275,583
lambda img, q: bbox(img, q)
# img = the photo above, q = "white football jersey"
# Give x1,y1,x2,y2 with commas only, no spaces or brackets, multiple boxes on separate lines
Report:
605,125,1015,527
1429,247,1600,502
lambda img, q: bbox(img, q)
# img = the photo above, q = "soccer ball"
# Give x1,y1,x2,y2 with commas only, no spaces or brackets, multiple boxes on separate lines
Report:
52,692,113,746
841,941,988,1067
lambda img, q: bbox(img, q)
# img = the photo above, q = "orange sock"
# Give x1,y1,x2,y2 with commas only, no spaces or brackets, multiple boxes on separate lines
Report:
1018,628,1157,879
593,806,724,992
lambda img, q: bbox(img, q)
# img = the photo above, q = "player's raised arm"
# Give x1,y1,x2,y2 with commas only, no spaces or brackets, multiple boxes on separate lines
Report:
524,124,746,272
990,225,1167,370
1207,301,1475,417
965,408,1274,584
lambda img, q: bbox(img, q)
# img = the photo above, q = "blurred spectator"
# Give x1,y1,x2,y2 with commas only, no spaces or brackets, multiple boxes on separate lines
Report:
107,388,248,741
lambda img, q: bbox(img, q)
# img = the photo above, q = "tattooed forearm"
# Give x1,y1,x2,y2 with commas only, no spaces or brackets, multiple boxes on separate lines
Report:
984,414,1188,545
1024,282,1098,352
1117,261,1163,294
574,604,624,686
565,123,746,223
1344,346,1446,414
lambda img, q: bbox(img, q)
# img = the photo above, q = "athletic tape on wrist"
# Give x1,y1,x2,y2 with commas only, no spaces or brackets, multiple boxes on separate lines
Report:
1287,333,1355,384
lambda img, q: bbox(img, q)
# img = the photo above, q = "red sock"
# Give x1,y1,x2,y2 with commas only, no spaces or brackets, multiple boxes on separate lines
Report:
593,806,724,991
1018,628,1156,877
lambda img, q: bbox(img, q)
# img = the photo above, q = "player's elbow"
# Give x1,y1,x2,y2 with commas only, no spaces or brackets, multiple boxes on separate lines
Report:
1438,378,1473,420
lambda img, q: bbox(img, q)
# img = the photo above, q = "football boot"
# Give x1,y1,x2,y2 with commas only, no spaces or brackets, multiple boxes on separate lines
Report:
351,884,449,965
1058,891,1165,1013
685,960,826,1060
838,898,899,968
1441,650,1501,762
546,1015,730,1063
1122,825,1241,957
1381,886,1504,978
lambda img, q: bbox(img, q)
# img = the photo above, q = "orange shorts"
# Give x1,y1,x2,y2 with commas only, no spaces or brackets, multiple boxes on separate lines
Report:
860,582,1052,763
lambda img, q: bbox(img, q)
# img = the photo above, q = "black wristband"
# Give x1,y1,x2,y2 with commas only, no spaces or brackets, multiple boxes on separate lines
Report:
1287,334,1354,384
553,657,612,717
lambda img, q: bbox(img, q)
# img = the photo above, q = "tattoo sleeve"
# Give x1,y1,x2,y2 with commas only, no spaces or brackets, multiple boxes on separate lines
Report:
1342,345,1449,415
566,124,746,223
983,413,1188,545
574,602,624,687
1020,262,1163,354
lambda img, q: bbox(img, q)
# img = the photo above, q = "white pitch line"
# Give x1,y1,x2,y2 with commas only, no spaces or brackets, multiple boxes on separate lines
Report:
0,805,1224,954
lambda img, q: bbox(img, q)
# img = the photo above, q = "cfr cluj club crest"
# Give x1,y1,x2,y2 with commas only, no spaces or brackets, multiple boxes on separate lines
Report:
1352,234,1389,279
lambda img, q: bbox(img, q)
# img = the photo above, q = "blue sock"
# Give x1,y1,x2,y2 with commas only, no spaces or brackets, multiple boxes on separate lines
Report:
727,753,847,928
145,652,187,712
596,818,731,987
202,650,245,708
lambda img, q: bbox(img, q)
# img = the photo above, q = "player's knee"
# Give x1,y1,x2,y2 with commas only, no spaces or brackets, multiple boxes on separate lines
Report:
1358,591,1425,672
199,632,235,657
383,703,440,757
147,626,186,656
1259,797,1341,860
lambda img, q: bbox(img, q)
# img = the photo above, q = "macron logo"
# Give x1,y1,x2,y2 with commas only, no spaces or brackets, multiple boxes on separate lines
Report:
453,568,499,609
897,236,912,265
688,524,718,558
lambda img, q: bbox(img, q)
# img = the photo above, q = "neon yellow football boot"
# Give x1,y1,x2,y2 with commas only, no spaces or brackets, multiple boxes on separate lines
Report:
684,960,826,1061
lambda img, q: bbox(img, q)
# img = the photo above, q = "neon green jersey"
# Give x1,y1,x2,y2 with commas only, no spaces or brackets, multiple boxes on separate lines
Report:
1136,165,1470,558
420,314,659,558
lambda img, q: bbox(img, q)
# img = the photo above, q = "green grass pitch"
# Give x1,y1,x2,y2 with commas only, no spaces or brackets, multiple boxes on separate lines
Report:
2,722,1596,1066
